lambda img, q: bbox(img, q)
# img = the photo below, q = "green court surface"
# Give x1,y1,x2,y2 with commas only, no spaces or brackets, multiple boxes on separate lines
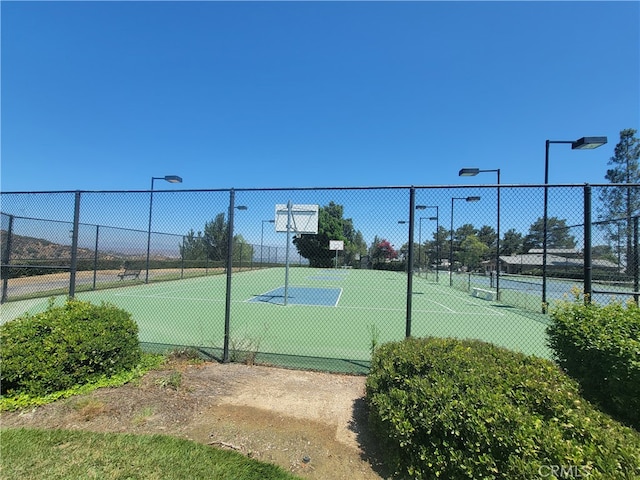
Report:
1,268,552,373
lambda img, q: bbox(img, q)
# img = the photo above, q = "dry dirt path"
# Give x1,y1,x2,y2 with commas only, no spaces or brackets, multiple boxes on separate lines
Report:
1,361,389,480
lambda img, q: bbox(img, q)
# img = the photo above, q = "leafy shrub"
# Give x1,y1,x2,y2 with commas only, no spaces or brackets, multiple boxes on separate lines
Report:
547,294,640,430
1,298,141,397
366,337,640,479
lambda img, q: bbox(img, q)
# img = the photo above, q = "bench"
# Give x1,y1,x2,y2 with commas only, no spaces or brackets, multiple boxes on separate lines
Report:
471,287,495,301
117,268,141,280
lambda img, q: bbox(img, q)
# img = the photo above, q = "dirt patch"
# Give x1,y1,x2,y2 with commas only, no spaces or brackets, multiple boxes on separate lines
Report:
1,361,389,479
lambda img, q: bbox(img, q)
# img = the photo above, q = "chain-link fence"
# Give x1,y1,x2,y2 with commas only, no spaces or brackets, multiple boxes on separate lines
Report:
1,184,638,372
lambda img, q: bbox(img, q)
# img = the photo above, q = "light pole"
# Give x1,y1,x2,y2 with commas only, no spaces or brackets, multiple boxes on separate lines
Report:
398,220,409,266
399,205,430,273
223,190,248,363
415,205,427,274
261,219,275,266
420,205,440,281
450,196,481,286
542,136,607,312
146,175,182,283
459,168,501,299
418,217,427,272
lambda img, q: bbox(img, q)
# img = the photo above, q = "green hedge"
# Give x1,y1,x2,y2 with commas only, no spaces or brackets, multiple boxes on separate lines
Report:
366,337,640,479
547,296,640,430
0,299,141,397
372,262,406,272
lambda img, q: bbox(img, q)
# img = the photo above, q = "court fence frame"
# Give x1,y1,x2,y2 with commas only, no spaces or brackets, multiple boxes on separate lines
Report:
1,183,639,368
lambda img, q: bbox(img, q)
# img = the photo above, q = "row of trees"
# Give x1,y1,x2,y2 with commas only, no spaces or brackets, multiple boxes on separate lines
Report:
397,216,585,272
179,213,254,266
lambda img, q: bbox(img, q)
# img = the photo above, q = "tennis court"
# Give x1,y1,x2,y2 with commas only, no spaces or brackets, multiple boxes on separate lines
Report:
2,267,552,372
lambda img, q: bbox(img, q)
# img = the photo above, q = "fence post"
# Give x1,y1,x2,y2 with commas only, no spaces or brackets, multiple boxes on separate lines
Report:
634,216,639,306
1,214,14,303
92,225,99,290
69,191,81,298
406,187,415,338
584,184,592,303
181,236,185,280
223,189,235,363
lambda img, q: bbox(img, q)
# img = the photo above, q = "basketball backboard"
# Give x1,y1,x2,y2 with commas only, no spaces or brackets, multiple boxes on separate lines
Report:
329,240,344,250
275,204,319,234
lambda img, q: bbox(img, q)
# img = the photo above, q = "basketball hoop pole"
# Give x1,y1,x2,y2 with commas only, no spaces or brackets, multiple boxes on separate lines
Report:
284,200,292,306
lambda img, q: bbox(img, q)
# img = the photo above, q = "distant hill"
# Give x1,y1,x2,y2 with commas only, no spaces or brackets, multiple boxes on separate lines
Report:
1,230,121,261
0,230,180,263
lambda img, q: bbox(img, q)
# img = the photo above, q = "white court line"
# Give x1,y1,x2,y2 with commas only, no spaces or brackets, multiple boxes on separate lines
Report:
426,299,457,312
113,292,225,303
334,305,508,315
335,288,344,305
114,284,224,299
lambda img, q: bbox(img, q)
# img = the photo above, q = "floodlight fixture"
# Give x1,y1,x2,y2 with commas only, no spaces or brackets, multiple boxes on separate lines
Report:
163,175,183,183
571,137,608,150
458,168,480,176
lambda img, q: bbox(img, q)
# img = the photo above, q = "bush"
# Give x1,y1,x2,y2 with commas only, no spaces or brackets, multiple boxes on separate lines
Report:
547,294,640,430
1,298,141,397
366,337,640,479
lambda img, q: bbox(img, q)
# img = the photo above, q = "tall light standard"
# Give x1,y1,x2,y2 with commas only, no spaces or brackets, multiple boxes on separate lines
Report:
542,136,607,312
399,205,430,274
418,217,427,272
450,196,481,286
459,168,501,299
398,220,410,266
261,219,275,266
223,190,248,363
415,205,427,273
424,216,438,278
420,205,440,281
146,175,182,283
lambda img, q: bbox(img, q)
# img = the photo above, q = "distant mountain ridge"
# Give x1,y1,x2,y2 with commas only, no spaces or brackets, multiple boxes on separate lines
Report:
1,230,120,261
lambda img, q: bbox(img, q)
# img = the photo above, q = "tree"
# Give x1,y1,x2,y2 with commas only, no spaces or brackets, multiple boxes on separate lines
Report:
182,213,253,267
203,213,228,262
449,224,478,268
293,202,357,268
180,229,207,261
459,235,489,271
523,217,576,252
454,224,478,244
477,225,497,261
370,239,398,264
345,230,368,267
425,226,449,270
598,128,640,272
501,228,524,256
231,234,254,266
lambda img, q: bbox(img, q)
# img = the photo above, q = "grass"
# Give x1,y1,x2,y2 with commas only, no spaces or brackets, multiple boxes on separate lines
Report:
0,428,302,480
0,350,301,480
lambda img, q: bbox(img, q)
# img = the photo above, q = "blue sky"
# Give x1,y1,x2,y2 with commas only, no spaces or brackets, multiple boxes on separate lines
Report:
2,1,638,194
